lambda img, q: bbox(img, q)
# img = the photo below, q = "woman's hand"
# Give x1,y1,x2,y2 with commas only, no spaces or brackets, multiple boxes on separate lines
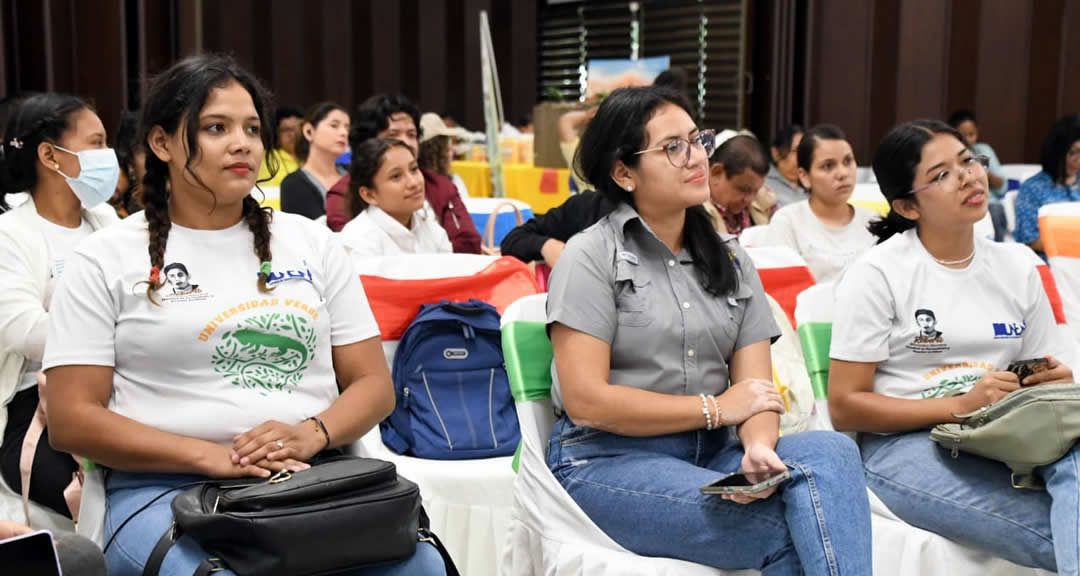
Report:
951,372,1020,415
196,443,273,479
0,521,32,541
716,379,785,427
723,443,787,505
1019,356,1073,387
231,420,323,470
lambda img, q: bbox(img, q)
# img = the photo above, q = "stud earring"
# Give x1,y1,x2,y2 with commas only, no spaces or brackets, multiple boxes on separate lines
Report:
627,185,634,192
53,163,60,171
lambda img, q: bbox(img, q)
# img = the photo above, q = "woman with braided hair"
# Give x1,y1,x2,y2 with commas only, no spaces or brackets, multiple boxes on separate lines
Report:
40,54,445,575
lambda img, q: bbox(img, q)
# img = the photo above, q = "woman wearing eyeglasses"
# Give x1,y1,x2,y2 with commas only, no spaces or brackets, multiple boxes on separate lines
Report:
829,120,1076,573
546,85,872,573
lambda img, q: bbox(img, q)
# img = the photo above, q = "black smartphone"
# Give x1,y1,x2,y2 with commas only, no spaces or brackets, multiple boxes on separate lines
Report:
0,530,62,576
1006,358,1050,384
701,469,791,495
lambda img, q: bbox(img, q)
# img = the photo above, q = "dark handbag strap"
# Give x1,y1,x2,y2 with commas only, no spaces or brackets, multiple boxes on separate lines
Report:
142,524,177,576
418,527,461,576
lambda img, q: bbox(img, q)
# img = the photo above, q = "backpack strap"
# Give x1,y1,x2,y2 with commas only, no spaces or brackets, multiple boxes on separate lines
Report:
19,400,47,526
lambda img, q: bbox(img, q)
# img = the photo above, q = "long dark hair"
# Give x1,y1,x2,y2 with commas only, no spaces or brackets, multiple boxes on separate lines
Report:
1039,114,1080,184
0,93,92,211
869,119,965,243
346,138,415,220
138,53,278,303
575,85,738,297
295,101,346,163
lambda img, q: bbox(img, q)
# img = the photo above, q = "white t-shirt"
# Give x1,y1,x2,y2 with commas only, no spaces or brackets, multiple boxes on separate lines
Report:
831,229,1067,400
765,201,879,284
18,216,94,392
339,203,452,258
42,211,380,444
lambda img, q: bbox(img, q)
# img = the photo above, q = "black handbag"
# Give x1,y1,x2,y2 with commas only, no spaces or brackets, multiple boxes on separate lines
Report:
136,456,459,576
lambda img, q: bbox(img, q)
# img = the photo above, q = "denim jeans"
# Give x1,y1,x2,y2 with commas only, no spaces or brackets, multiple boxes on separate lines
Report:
104,471,447,576
546,417,872,575
988,202,1008,242
861,431,1080,575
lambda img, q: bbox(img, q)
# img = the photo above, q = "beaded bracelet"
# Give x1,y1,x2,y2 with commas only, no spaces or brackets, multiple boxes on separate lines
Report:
700,393,713,430
707,394,722,428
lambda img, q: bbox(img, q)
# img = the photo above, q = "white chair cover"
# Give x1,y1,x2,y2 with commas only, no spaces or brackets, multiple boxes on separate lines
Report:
1004,190,1020,240
499,294,745,576
352,253,513,576
1038,202,1080,358
1000,164,1042,184
738,225,769,248
794,283,1055,576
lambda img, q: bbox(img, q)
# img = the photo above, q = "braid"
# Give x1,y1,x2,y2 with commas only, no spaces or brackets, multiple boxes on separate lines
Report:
243,195,275,292
139,160,172,304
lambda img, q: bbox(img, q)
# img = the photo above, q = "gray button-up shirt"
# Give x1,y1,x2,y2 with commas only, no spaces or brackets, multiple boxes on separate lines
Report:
767,165,807,209
546,202,780,413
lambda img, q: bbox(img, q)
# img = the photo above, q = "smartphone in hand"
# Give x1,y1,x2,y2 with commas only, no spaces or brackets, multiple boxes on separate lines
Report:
0,530,61,576
1006,358,1050,385
701,469,791,495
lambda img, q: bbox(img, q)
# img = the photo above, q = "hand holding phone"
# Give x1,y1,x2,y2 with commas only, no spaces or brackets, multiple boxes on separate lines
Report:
701,469,791,495
1007,358,1050,385
0,530,62,576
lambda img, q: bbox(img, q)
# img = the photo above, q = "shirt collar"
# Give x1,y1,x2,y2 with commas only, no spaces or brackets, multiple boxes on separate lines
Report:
609,201,697,264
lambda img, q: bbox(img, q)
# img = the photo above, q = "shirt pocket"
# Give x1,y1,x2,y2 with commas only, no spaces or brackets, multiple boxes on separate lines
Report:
720,281,756,343
614,260,653,327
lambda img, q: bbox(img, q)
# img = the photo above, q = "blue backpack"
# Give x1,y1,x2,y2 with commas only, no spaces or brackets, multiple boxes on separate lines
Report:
382,299,520,459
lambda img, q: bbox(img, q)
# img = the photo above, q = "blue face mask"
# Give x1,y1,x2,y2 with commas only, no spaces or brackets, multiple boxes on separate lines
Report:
54,146,120,209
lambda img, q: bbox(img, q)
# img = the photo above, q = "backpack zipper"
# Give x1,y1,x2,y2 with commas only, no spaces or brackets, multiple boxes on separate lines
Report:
421,372,453,451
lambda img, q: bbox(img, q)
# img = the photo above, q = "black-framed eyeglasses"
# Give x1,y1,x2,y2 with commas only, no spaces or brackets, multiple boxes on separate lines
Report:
907,154,990,196
635,129,717,168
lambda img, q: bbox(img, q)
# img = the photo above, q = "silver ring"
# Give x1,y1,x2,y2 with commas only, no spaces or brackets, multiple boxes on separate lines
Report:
275,440,284,449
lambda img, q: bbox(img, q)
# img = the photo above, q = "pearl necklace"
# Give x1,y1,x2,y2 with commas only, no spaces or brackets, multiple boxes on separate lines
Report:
933,247,975,266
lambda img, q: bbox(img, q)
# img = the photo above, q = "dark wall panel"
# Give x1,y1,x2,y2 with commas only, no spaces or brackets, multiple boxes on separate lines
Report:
974,0,1031,162
808,0,874,159
895,0,948,122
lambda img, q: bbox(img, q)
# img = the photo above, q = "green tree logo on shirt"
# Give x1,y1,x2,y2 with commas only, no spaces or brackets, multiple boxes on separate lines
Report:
211,312,317,394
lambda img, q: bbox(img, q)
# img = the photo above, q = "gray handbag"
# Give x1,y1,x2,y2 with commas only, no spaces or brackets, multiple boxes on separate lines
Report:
930,383,1080,490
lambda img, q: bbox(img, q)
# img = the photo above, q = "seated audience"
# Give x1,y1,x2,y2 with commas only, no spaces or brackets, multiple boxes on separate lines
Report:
256,105,303,187
327,95,481,253
765,124,877,283
829,119,1076,574
0,93,119,520
41,54,445,575
546,85,871,572
280,102,349,219
767,124,805,207
111,110,144,217
500,190,613,266
340,138,451,258
417,112,470,197
949,109,1008,241
1015,114,1080,253
703,130,770,236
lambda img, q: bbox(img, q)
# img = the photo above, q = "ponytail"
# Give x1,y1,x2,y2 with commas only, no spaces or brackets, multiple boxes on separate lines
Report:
867,210,916,244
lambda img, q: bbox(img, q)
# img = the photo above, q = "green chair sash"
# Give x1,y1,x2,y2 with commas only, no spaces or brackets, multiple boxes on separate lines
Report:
797,322,832,400
502,321,554,403
502,321,554,473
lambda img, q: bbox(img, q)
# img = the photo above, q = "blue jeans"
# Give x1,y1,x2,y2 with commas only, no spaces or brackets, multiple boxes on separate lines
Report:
861,431,1080,575
104,472,447,576
546,417,872,575
989,202,1008,242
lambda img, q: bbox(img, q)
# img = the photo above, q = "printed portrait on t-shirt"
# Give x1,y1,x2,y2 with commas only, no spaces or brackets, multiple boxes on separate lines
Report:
907,308,950,353
164,262,200,295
